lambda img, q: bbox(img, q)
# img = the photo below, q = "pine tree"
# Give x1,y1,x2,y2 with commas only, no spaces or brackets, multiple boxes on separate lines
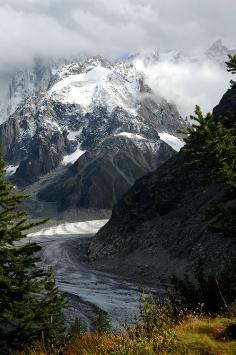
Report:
0,153,64,352
226,54,236,87
39,266,66,352
226,54,236,74
181,55,236,237
184,106,236,195
69,316,87,341
92,309,111,334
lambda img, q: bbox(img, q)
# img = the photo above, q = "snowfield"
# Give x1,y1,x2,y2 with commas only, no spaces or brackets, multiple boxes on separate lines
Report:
158,132,184,152
5,165,19,176
115,132,146,140
62,148,86,165
48,65,140,115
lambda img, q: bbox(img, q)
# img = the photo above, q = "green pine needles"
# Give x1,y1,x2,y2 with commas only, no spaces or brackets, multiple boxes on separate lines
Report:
0,153,65,353
181,55,236,237
226,54,236,88
184,106,236,195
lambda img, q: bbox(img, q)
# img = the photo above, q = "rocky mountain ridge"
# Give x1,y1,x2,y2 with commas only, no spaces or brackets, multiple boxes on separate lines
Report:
88,86,236,282
128,40,236,68
1,40,234,126
37,133,174,209
1,40,233,212
0,57,77,124
0,55,186,211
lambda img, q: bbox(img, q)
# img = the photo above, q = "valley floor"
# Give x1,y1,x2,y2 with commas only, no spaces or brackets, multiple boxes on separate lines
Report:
25,221,236,354
28,220,162,328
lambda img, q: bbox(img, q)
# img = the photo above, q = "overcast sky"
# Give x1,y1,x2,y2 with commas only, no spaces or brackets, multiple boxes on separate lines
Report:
0,0,235,115
0,0,235,70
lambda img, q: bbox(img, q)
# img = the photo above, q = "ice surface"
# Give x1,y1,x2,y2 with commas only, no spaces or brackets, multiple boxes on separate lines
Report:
28,220,160,328
28,220,107,239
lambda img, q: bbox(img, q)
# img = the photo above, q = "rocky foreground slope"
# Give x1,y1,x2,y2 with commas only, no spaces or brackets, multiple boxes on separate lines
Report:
88,87,236,283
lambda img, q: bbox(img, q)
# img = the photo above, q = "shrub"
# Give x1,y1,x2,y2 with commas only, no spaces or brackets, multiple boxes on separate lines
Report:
170,258,236,315
69,316,87,341
92,309,111,334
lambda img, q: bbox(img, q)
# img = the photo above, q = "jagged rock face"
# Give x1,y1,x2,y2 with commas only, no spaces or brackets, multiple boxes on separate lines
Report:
88,88,236,282
0,96,38,164
0,57,81,124
0,56,187,187
206,40,236,65
128,40,236,69
14,131,72,185
38,135,175,209
126,51,160,66
0,59,58,123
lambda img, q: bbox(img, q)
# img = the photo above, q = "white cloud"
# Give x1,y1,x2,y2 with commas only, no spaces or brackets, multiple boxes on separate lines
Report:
0,4,89,71
0,0,235,68
136,59,232,116
0,0,235,114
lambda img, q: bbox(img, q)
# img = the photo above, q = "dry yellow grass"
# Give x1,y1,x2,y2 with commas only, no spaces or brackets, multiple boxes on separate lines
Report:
64,333,122,355
21,316,236,354
172,316,236,355
64,317,236,355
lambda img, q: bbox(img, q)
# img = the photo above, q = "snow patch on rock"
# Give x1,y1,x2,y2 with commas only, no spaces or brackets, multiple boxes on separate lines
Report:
159,132,184,152
115,132,146,140
5,165,19,176
62,147,85,165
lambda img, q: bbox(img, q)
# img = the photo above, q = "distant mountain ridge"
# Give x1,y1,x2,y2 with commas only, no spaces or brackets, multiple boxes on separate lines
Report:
0,40,235,126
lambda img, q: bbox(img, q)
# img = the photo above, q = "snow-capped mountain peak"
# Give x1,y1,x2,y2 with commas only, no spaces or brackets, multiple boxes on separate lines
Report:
1,41,234,125
47,60,141,115
0,54,189,211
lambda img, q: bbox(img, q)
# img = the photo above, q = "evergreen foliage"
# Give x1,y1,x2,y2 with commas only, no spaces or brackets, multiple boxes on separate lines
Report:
39,266,66,352
170,56,236,317
226,54,236,87
183,107,236,237
92,309,111,334
0,152,65,353
180,55,236,237
69,316,87,341
183,106,236,195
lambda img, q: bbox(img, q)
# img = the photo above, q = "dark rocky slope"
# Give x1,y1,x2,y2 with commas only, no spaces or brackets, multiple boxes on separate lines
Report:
88,88,236,283
38,135,174,210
